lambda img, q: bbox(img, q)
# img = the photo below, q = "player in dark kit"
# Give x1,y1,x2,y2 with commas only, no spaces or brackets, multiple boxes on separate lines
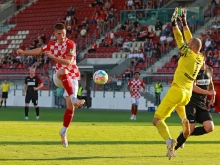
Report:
174,61,216,154
23,68,44,120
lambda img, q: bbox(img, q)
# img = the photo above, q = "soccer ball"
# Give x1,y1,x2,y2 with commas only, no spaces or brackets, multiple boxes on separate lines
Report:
93,70,108,85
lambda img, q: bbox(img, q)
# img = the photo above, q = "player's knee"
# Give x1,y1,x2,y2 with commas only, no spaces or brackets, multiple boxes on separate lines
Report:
152,118,159,126
204,123,214,133
66,102,74,110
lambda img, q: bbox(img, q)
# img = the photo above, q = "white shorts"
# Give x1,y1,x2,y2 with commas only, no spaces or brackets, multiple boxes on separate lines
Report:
53,73,78,98
131,97,139,106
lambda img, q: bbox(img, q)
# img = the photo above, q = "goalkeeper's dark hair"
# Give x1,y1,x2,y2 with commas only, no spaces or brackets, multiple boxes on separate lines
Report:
54,23,65,30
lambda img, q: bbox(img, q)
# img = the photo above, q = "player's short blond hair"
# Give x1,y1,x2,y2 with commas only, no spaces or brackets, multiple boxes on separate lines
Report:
191,38,202,52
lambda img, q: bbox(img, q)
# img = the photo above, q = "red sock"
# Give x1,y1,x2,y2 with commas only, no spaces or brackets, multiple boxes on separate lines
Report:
131,107,135,115
63,109,74,127
134,110,137,115
61,74,74,96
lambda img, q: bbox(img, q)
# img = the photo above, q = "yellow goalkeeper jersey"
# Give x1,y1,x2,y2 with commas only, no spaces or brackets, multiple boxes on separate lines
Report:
173,29,204,92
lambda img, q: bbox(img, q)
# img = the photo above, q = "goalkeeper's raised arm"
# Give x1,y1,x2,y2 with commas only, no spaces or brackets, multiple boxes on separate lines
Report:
171,8,202,56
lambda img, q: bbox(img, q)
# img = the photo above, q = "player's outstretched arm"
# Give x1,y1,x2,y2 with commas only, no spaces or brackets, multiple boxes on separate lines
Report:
171,8,184,49
178,8,193,43
192,81,216,96
17,48,42,56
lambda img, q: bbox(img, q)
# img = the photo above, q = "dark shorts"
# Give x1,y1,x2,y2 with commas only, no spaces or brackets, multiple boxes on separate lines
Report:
185,103,213,124
2,92,8,98
25,95,38,105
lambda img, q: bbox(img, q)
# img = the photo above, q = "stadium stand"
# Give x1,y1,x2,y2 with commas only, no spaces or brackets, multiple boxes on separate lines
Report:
0,0,220,109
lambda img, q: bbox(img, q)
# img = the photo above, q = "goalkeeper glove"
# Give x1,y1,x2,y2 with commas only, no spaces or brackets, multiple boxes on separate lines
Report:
171,7,178,26
178,8,187,26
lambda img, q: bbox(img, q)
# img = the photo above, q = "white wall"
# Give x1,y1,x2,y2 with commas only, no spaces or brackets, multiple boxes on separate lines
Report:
5,87,172,109
6,90,54,107
92,91,156,110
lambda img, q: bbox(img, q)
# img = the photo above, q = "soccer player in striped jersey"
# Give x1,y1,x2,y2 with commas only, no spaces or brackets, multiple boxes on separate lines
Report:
127,71,145,120
17,23,85,147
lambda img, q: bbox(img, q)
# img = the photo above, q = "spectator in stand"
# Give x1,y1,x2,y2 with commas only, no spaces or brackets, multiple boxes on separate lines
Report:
212,49,219,63
104,0,111,10
130,23,142,37
82,17,89,27
189,16,197,33
114,35,124,47
67,6,75,15
166,33,174,47
146,0,154,9
210,39,217,50
124,68,132,83
26,56,34,67
155,18,163,34
136,29,150,41
144,39,153,57
133,18,139,28
121,19,130,31
66,23,72,34
159,33,167,51
204,5,211,21
84,23,90,33
108,7,116,24
152,43,161,60
6,54,12,65
90,10,100,24
199,32,206,44
163,23,172,35
89,0,104,7
136,50,145,66
10,53,19,68
205,37,212,51
126,0,134,9
115,21,122,32
71,15,78,25
50,33,56,41
211,0,218,17
29,41,37,50
73,26,80,34
88,41,97,53
120,38,131,52
137,10,145,20
206,50,214,66
80,26,87,38
64,14,72,27
40,34,46,44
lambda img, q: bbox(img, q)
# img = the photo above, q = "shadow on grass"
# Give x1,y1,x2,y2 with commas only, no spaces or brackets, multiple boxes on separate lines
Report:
0,155,166,161
1,140,220,145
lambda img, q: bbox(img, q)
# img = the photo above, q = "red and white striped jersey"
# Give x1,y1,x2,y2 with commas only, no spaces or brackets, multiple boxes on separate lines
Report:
128,79,144,98
42,39,80,80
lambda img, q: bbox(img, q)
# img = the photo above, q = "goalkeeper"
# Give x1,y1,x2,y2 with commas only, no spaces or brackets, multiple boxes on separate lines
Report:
152,8,204,159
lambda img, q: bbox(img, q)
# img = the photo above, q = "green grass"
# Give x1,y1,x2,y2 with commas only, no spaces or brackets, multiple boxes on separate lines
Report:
0,108,220,165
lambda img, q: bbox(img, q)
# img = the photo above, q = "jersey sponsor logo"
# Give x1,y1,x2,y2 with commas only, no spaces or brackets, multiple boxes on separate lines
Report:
196,79,210,85
27,82,35,85
69,48,74,55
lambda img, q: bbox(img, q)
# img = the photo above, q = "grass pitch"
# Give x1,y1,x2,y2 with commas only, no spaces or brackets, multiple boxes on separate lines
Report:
0,108,220,165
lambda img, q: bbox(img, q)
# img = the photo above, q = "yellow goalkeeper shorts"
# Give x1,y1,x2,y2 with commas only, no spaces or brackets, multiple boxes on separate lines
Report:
154,84,191,119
